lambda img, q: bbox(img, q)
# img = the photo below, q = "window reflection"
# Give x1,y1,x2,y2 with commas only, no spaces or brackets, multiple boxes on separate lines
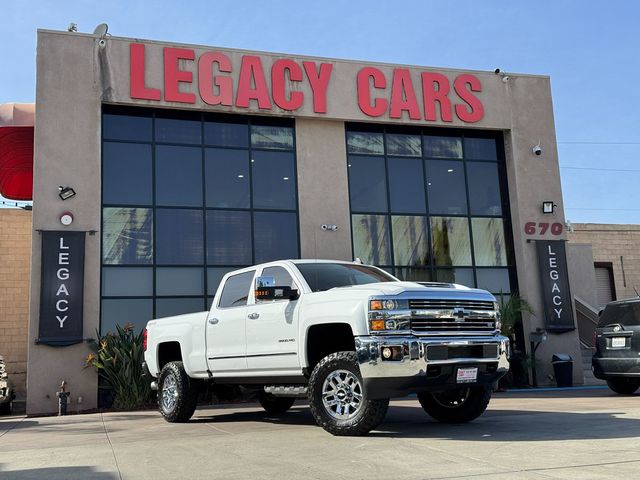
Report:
251,125,294,149
435,268,475,287
386,134,421,157
392,216,429,266
102,208,152,264
204,121,248,148
347,132,384,155
424,136,463,159
472,218,507,266
395,268,431,282
352,215,391,265
425,160,468,215
431,216,472,266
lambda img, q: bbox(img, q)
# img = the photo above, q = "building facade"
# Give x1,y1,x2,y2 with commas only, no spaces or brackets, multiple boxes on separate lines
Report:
26,29,582,414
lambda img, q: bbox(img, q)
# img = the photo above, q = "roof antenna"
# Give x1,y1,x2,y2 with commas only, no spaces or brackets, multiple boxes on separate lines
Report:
634,286,640,298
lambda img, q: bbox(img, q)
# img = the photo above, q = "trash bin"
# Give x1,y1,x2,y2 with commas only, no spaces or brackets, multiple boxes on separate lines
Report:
551,354,573,387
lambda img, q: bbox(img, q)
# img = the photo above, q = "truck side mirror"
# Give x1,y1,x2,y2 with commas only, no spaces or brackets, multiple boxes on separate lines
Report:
255,277,299,301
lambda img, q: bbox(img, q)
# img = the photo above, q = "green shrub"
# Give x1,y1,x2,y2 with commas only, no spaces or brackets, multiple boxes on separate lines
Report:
84,323,153,409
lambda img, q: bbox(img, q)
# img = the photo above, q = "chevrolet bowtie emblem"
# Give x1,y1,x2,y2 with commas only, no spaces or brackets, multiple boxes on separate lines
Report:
453,307,467,322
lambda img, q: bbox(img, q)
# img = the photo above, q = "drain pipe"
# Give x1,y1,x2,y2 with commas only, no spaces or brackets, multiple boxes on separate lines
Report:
56,380,70,416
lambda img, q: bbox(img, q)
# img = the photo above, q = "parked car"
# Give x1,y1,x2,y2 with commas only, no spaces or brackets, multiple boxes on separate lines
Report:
143,260,509,436
593,298,640,394
0,355,15,415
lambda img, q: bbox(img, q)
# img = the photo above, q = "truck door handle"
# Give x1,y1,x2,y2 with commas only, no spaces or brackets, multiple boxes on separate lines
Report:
248,313,260,320
208,318,219,325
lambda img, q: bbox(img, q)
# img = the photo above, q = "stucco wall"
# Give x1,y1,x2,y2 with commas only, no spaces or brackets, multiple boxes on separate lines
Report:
568,223,640,302
27,29,579,413
0,209,31,407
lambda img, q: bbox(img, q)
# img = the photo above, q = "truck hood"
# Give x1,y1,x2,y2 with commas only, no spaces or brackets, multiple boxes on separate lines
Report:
325,281,496,301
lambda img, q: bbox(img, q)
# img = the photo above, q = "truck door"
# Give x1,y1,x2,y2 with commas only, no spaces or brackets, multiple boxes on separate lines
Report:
206,269,255,373
245,265,301,372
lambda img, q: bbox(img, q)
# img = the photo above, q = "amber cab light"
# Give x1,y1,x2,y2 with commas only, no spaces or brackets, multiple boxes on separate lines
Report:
370,300,384,310
370,319,386,331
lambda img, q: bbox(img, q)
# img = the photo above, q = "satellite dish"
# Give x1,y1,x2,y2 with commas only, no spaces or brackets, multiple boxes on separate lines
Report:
93,23,108,37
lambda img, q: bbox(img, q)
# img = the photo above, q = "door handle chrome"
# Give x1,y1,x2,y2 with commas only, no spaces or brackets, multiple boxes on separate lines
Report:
248,313,260,320
208,318,219,325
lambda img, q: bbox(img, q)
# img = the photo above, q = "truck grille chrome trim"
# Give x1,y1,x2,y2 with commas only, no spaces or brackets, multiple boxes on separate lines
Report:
408,299,497,333
409,299,494,310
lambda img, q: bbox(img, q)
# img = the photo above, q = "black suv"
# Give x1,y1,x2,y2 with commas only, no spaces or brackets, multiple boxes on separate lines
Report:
593,298,640,394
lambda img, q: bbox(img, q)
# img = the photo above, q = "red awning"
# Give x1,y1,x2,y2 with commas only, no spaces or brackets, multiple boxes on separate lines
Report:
0,126,34,200
0,103,35,201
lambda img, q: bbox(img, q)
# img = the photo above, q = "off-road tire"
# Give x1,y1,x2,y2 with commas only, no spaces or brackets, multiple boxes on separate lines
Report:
418,387,491,423
158,361,199,422
607,378,640,395
308,351,389,436
258,393,295,414
0,402,11,415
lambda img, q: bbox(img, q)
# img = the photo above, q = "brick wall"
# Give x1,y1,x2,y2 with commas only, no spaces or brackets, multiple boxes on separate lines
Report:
568,223,640,303
0,208,32,402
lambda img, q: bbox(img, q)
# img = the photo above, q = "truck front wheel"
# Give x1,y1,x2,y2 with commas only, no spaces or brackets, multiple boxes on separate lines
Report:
418,387,491,423
308,351,389,436
158,361,199,422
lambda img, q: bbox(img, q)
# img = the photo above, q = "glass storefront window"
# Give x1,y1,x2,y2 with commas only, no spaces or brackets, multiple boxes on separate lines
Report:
388,157,427,214
347,132,384,155
386,134,421,157
431,216,472,266
476,268,511,294
102,143,152,205
352,214,391,265
392,216,429,266
102,207,153,265
467,162,502,215
425,160,468,215
471,218,508,266
424,135,463,159
464,137,498,160
102,108,299,334
155,146,203,207
348,155,387,212
101,298,153,334
395,267,431,282
435,268,475,287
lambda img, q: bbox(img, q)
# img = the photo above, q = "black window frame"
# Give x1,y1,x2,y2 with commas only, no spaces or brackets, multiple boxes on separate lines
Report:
100,105,300,333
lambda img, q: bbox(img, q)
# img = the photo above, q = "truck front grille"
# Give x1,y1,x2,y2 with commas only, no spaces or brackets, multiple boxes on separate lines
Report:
409,299,497,333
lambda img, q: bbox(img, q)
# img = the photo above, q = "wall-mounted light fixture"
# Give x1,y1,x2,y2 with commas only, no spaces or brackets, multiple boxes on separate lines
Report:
58,186,76,201
542,201,556,214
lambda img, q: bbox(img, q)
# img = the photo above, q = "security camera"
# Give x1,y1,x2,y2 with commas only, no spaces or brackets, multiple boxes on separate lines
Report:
532,144,542,156
321,224,338,231
321,224,328,231
494,68,501,74
98,39,107,48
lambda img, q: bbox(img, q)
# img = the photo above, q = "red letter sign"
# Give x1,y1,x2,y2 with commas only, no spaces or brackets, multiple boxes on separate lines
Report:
454,74,483,123
164,48,196,104
198,52,233,106
236,56,272,110
357,67,387,117
130,43,161,101
303,62,333,113
390,69,420,120
421,72,452,122
272,59,304,111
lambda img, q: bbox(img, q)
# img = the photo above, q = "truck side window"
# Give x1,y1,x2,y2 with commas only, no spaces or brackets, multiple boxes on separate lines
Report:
262,266,296,289
218,270,255,308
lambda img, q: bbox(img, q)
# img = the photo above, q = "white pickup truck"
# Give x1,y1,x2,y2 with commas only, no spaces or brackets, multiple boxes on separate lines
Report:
143,260,509,436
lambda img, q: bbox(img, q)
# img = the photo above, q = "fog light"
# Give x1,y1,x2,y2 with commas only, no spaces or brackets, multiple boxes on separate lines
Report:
382,347,392,359
385,320,397,330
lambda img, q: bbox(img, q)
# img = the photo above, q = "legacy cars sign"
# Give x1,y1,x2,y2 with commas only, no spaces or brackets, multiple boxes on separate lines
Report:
536,240,575,333
129,43,484,123
38,231,85,346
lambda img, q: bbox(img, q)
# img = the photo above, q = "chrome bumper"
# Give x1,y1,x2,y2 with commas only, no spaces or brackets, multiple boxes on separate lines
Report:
355,334,510,380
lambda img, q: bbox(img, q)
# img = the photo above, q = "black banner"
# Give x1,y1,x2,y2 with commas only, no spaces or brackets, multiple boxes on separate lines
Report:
38,231,86,346
536,240,575,333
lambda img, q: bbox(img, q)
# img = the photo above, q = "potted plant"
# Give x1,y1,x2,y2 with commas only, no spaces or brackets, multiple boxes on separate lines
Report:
497,293,534,388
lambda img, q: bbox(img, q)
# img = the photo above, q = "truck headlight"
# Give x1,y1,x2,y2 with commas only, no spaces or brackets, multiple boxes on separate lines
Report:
368,297,410,333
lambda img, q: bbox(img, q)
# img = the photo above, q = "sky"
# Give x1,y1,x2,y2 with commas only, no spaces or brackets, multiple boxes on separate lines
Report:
1,0,639,223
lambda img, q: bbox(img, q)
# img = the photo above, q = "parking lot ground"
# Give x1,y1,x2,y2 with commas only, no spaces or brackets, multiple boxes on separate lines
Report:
1,388,639,480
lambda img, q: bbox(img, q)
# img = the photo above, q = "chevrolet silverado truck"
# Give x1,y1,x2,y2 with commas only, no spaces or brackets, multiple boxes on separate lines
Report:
143,260,509,436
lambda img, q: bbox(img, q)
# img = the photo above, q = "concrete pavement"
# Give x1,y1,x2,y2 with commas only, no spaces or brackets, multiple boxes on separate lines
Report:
0,388,639,479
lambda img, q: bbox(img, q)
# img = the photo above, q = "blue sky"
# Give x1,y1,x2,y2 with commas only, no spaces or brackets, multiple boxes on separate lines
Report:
2,0,639,223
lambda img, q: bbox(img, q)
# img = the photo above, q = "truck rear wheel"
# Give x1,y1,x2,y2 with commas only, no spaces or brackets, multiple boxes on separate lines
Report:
607,378,640,395
308,351,389,436
158,361,199,422
418,387,491,423
258,393,295,414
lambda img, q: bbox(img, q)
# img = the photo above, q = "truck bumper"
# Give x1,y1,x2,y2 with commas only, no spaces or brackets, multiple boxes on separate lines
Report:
355,334,510,399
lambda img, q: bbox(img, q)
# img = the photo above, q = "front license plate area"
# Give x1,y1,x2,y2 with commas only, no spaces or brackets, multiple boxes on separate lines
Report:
456,367,478,383
611,337,626,348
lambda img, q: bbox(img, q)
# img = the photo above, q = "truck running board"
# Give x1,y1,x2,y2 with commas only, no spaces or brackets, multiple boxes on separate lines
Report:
263,385,308,398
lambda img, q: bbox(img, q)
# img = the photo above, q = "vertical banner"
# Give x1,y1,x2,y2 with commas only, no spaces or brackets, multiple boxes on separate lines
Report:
37,231,86,346
536,240,575,333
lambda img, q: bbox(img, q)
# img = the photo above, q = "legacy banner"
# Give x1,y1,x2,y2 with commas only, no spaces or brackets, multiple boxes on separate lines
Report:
536,240,575,333
38,231,85,346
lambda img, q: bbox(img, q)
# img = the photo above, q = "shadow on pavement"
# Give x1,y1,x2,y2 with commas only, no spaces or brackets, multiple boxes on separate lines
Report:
192,402,640,441
0,465,118,480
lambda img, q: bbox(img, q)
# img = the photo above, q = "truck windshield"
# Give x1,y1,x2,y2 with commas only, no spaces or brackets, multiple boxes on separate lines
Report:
297,263,395,292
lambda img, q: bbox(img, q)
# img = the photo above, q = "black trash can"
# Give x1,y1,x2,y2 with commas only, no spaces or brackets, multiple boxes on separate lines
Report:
551,354,573,387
